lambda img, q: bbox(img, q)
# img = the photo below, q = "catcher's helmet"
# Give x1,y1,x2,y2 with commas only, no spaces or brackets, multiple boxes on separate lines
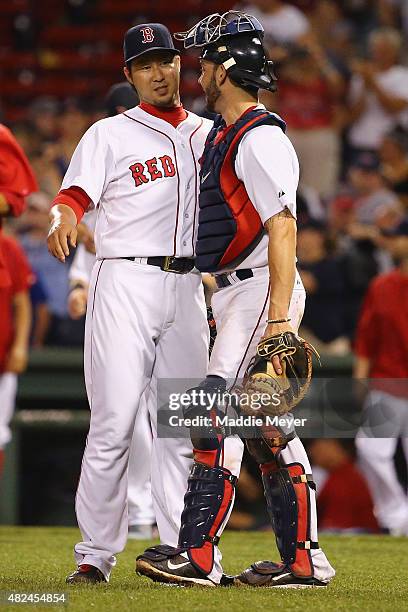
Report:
175,11,277,93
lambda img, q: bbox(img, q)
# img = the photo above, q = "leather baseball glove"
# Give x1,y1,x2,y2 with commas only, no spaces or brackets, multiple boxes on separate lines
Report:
240,331,319,417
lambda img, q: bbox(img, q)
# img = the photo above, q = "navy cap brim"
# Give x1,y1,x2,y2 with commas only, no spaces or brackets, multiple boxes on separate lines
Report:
126,47,180,63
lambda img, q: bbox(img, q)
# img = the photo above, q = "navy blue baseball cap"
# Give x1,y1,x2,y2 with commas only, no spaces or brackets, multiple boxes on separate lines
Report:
350,151,380,172
124,23,180,65
105,82,139,116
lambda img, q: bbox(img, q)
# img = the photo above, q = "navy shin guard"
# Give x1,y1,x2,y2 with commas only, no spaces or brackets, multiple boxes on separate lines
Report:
178,462,237,575
261,462,318,577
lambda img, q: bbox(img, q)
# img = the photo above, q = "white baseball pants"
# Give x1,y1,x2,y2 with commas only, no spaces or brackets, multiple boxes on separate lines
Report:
0,373,17,449
356,390,408,535
74,259,208,579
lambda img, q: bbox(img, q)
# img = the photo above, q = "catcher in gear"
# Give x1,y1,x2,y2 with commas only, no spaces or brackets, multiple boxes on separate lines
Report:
137,11,335,588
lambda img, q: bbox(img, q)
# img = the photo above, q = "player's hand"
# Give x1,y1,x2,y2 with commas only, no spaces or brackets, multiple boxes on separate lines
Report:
68,287,88,319
5,345,28,374
261,322,295,376
47,204,78,262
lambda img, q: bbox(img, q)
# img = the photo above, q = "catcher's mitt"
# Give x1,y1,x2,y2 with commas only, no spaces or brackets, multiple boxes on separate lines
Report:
240,331,319,417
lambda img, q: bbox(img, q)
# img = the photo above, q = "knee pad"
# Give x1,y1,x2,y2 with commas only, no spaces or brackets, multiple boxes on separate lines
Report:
261,462,318,578
184,376,227,453
178,461,237,575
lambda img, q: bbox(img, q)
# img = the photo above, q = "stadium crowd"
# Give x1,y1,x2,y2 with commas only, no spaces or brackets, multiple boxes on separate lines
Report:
1,0,408,535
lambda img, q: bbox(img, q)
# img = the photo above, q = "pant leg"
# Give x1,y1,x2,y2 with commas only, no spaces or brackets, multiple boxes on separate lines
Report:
356,391,408,533
75,260,167,579
149,271,209,547
127,391,155,527
0,373,17,449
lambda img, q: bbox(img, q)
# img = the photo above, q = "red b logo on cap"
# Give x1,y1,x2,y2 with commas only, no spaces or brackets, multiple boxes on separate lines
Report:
141,27,154,44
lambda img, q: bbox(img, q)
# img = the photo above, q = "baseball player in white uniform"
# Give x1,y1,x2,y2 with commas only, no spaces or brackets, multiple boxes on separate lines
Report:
68,83,156,540
136,11,335,588
47,24,212,584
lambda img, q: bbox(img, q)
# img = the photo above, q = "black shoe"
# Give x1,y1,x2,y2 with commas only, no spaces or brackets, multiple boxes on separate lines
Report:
66,564,107,585
235,561,328,589
136,551,216,587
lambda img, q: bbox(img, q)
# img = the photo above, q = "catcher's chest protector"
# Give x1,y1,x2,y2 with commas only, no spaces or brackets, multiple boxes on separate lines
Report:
195,108,286,273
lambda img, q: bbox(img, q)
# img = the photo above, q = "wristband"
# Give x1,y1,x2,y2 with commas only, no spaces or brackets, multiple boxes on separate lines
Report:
266,318,291,324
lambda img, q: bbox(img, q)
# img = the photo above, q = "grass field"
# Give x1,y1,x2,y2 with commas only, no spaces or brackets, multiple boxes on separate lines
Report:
0,527,407,612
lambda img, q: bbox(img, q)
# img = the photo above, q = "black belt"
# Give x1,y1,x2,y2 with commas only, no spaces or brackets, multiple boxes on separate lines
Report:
214,269,253,288
122,256,195,274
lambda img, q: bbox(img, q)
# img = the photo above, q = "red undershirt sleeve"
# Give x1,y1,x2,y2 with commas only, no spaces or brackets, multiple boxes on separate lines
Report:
52,186,92,223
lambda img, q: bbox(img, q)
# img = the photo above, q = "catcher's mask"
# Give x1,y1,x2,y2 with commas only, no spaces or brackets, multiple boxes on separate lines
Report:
174,11,277,93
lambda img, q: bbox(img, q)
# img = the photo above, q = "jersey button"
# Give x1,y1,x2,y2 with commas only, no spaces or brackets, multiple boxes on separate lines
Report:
184,213,189,219
183,240,187,246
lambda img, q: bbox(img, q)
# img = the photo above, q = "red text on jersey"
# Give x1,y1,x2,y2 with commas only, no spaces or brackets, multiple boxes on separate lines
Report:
129,155,176,187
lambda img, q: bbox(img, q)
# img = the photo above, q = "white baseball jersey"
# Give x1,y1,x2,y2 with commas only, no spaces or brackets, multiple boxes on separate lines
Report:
61,106,212,258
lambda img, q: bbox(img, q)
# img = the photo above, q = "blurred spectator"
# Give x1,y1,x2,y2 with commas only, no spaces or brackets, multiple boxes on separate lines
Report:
104,82,139,116
273,42,344,199
0,120,36,484
347,27,408,158
380,126,408,210
29,270,50,348
296,184,326,226
44,99,91,181
310,0,356,72
376,0,401,29
15,193,79,347
0,124,38,223
242,0,312,50
0,232,33,481
29,150,62,199
354,219,408,535
328,152,403,336
348,151,402,229
28,97,59,145
308,439,379,534
297,221,350,354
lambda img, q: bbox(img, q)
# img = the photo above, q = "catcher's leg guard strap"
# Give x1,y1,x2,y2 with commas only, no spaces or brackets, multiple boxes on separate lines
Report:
261,462,318,578
178,462,237,575
246,430,296,465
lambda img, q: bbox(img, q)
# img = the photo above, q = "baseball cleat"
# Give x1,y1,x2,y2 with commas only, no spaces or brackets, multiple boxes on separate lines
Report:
136,551,216,587
66,564,107,585
234,561,328,588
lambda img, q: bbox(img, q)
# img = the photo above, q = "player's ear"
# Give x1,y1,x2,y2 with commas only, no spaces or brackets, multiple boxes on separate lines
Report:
123,65,132,85
216,64,227,86
174,54,181,70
